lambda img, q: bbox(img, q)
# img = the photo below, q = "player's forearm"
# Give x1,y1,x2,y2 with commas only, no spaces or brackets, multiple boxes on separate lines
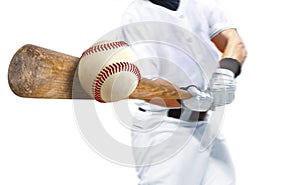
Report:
212,29,247,65
221,36,247,65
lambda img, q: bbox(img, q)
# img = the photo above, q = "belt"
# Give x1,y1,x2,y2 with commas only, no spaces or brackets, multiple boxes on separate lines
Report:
138,108,207,122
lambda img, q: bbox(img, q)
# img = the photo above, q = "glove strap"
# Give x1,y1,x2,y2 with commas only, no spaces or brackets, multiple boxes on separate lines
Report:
219,58,242,78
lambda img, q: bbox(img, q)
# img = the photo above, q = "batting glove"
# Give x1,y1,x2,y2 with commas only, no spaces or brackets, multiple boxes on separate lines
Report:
209,68,236,107
181,85,214,112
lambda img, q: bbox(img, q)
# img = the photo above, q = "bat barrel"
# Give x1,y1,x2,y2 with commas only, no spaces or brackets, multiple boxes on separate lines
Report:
8,44,89,99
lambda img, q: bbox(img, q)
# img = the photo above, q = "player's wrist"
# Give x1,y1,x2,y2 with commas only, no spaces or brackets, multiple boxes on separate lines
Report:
180,86,214,112
219,58,242,78
215,68,235,79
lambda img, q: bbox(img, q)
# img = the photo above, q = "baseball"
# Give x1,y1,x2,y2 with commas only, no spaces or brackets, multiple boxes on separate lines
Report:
78,40,141,103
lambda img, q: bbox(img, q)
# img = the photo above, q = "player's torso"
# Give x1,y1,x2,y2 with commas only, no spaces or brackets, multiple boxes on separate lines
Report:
122,0,219,88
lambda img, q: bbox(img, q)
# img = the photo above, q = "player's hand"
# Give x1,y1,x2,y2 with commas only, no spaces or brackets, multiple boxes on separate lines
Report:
180,68,236,112
181,86,213,112
209,68,236,107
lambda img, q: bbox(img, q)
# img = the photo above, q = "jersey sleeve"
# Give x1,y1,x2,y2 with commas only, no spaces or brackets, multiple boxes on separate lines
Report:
205,0,236,38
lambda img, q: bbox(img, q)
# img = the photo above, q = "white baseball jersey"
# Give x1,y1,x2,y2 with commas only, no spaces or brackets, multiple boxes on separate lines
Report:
117,0,236,111
118,1,237,184
120,0,235,89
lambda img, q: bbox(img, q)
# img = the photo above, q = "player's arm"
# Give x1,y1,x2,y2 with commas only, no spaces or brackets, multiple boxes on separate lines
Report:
205,29,247,108
212,28,247,66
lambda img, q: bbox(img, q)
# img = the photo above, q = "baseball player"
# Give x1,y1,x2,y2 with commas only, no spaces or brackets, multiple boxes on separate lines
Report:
119,0,247,184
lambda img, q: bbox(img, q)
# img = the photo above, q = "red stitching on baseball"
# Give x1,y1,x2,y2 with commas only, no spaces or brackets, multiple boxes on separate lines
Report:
121,62,125,70
93,62,141,103
100,44,104,51
80,41,129,58
115,63,121,72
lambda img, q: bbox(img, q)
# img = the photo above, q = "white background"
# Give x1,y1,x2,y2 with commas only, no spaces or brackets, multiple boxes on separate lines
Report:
1,0,299,184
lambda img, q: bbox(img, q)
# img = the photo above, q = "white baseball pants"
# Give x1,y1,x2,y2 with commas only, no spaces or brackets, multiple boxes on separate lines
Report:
131,108,235,185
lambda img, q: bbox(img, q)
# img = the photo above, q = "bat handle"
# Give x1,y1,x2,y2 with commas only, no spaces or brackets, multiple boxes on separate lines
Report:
129,78,192,107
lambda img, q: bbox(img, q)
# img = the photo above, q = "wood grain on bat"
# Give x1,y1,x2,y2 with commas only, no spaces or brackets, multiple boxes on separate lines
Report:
8,44,84,99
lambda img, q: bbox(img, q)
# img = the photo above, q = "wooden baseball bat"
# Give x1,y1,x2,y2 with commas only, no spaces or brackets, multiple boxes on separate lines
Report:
8,44,192,107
